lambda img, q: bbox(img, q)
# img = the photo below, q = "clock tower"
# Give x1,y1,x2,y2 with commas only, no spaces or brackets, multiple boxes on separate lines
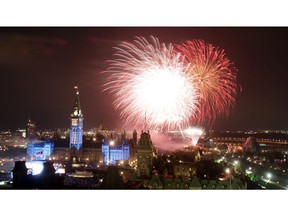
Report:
69,86,83,161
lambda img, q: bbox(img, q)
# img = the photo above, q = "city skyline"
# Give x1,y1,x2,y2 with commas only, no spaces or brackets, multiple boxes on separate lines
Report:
1,27,288,131
1,1,287,215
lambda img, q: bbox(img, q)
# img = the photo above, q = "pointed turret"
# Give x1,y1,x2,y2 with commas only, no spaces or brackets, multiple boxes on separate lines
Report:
133,129,137,145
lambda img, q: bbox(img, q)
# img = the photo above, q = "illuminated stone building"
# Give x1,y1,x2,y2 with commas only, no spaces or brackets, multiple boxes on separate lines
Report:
52,137,103,163
102,138,130,165
27,139,54,160
136,130,156,178
50,88,132,166
69,86,84,162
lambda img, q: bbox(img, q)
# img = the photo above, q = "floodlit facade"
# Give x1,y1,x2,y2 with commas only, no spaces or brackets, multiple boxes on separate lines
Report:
102,138,130,165
27,140,54,160
70,86,83,151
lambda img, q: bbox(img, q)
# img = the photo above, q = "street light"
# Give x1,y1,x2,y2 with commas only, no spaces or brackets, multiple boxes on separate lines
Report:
226,168,232,189
266,173,272,183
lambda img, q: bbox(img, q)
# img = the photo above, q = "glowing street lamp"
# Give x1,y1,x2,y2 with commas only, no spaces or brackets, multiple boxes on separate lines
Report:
225,168,230,174
266,173,272,183
226,168,232,189
233,160,240,172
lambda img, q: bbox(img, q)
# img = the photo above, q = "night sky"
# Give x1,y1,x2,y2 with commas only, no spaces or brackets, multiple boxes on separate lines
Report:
1,27,288,131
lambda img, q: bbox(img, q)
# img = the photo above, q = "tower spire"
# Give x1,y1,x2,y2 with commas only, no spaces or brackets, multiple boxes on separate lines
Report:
71,86,82,118
70,86,84,161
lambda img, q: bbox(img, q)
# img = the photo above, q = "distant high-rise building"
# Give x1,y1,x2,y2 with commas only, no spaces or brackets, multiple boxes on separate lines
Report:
69,86,83,161
26,119,36,140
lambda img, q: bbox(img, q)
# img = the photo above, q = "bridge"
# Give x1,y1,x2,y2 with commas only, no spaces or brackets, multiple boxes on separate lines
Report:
212,137,288,147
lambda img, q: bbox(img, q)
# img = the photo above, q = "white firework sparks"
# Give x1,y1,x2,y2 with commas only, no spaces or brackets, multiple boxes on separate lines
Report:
103,36,199,131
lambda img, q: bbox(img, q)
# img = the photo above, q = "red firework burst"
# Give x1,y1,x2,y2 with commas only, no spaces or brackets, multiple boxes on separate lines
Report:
175,39,241,127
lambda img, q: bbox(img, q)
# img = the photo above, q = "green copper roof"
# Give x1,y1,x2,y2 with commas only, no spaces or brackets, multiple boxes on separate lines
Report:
190,177,202,188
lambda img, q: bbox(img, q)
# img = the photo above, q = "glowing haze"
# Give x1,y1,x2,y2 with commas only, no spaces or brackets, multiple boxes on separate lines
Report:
103,36,199,131
184,127,204,146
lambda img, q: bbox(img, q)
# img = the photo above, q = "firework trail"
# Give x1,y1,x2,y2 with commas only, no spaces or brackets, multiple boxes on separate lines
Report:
175,39,240,127
103,36,199,131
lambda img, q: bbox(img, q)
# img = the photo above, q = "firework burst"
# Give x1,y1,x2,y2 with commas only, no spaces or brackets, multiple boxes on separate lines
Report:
103,36,199,131
176,39,240,126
